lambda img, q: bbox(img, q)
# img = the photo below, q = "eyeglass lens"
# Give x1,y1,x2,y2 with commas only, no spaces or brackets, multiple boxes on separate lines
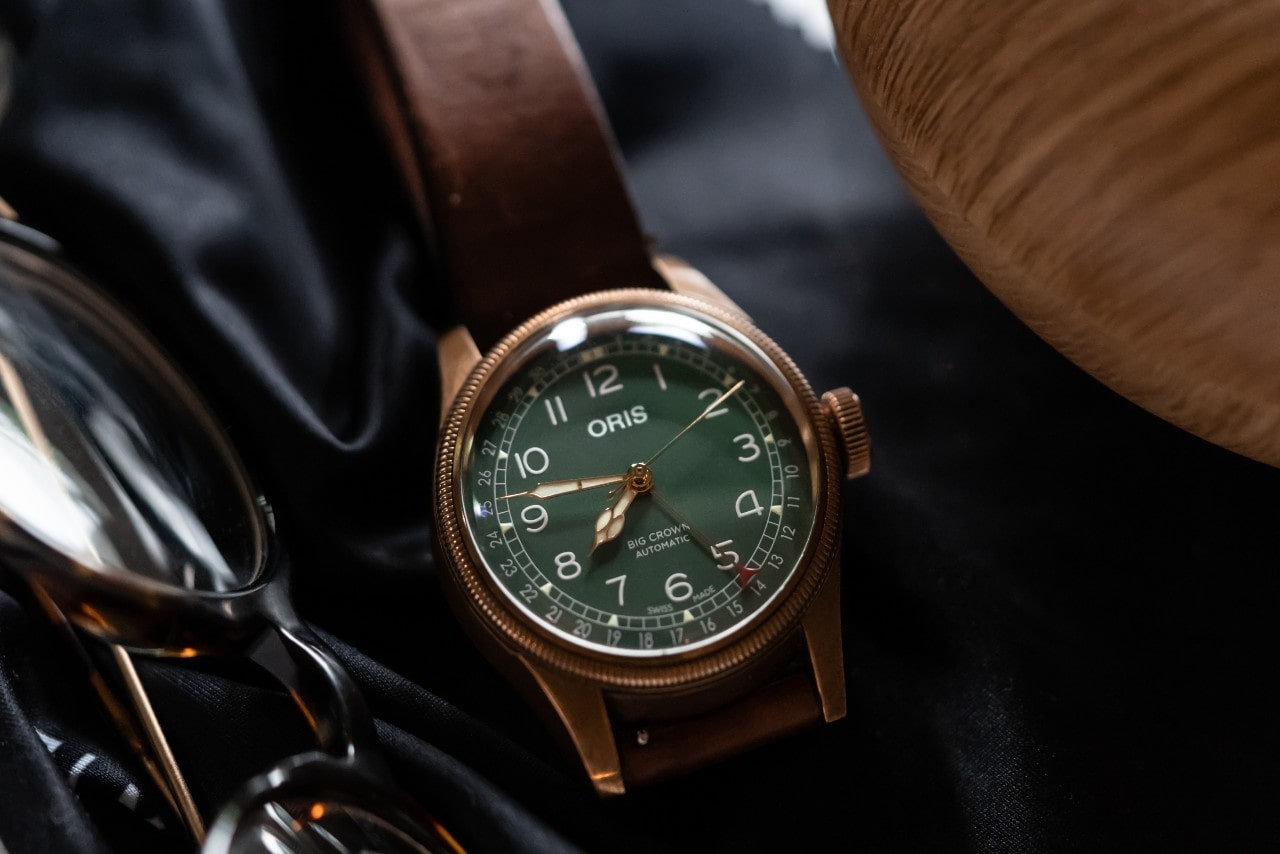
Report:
0,240,261,592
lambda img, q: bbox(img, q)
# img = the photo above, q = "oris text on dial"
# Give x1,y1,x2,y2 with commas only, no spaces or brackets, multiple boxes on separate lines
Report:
586,405,648,437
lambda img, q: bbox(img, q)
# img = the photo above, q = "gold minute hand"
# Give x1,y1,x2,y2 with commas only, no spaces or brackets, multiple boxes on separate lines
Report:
643,379,745,466
501,473,625,500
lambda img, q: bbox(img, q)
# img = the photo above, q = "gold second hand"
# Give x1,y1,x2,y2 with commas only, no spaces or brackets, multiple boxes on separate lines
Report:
642,379,745,467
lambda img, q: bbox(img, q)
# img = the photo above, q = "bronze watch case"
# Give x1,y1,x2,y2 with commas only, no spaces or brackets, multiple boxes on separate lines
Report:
432,257,850,795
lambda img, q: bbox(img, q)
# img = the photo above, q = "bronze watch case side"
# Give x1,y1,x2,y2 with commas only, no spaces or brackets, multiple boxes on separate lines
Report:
432,258,856,796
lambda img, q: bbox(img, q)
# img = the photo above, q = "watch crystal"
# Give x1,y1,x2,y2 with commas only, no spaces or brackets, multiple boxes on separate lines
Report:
458,305,817,657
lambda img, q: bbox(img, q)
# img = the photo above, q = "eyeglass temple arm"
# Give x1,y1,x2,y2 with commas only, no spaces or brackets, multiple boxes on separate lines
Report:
248,622,381,770
0,352,207,841
24,584,208,842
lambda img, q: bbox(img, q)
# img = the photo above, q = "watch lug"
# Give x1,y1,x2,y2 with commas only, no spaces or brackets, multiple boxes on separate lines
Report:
652,254,752,320
437,325,482,427
521,660,625,796
801,555,847,722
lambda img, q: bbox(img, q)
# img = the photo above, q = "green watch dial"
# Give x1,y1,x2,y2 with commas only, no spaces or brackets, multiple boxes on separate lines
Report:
458,304,818,657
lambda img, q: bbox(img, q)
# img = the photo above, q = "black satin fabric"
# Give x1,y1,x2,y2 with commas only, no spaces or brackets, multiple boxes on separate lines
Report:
1,1,1277,852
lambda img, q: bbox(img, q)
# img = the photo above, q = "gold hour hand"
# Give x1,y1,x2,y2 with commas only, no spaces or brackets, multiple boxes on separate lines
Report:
588,462,656,553
591,485,639,553
502,474,624,500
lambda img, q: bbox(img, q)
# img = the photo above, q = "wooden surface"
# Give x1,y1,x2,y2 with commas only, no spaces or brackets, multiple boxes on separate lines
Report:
828,0,1280,468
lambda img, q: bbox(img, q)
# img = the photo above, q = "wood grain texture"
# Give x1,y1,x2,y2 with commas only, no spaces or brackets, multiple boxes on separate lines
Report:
828,0,1280,467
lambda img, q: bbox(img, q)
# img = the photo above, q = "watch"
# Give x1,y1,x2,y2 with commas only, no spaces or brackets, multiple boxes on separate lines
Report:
341,0,871,796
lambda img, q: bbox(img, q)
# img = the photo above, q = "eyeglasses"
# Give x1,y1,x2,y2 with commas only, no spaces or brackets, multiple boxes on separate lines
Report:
0,214,464,853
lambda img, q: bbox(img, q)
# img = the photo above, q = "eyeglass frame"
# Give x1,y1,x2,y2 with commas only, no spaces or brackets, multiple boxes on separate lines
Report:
0,214,460,853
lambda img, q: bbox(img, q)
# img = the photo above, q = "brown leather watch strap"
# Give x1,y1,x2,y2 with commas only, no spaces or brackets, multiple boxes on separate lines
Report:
339,0,667,351
611,673,827,787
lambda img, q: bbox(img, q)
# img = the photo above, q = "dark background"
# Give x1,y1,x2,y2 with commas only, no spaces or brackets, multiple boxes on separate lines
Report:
1,1,1277,852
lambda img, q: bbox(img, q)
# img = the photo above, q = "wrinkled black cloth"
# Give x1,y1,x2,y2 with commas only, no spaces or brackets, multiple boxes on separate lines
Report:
1,1,1278,852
